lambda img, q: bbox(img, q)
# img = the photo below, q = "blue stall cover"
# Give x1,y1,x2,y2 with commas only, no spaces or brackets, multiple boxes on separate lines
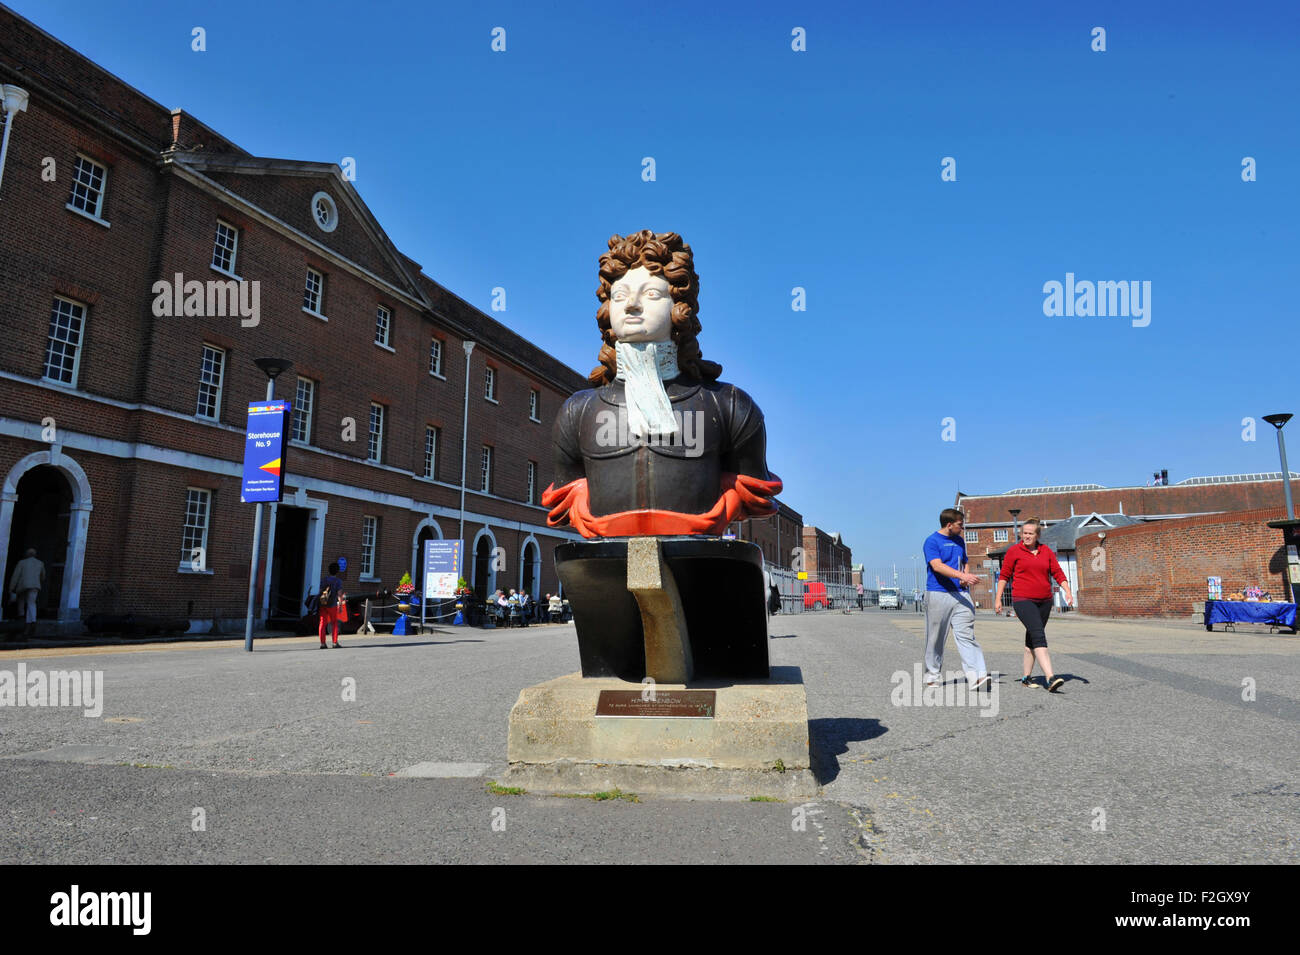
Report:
1205,600,1297,628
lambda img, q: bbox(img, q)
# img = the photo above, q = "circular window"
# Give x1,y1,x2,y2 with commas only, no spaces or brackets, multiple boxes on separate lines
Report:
311,191,338,233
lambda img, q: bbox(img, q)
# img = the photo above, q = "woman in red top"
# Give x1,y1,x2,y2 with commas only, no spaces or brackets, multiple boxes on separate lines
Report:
993,519,1075,692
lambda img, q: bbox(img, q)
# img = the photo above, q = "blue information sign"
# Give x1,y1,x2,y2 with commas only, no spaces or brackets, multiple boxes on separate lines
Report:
423,539,463,599
240,400,290,503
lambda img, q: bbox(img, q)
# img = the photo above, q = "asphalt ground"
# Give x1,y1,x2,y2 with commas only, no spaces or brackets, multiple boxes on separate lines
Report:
0,609,1295,864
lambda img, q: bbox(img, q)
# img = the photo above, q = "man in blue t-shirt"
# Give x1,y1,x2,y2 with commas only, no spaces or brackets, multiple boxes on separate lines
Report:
921,508,989,689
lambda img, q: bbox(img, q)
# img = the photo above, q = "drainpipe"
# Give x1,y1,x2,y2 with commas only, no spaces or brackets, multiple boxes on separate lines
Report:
458,340,476,569
0,85,31,198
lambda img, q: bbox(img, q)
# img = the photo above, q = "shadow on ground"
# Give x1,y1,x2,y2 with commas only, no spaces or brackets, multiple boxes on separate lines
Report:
810,717,887,784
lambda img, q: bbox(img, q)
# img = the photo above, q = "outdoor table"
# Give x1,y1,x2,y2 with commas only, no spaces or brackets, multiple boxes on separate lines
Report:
1204,599,1297,632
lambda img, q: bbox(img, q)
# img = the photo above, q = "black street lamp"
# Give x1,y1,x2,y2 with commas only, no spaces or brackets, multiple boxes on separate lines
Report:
1264,414,1294,520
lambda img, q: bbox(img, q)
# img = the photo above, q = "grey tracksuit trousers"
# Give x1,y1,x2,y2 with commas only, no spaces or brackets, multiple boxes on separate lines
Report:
924,589,987,682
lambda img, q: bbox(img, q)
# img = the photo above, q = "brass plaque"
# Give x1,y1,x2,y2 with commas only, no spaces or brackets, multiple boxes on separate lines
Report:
595,690,716,718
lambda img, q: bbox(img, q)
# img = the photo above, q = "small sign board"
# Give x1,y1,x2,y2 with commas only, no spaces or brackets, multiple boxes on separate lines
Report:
423,539,463,599
797,571,808,581
241,401,290,503
595,690,716,719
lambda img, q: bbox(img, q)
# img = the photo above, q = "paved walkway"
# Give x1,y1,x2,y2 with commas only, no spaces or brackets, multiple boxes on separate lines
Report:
0,611,1295,863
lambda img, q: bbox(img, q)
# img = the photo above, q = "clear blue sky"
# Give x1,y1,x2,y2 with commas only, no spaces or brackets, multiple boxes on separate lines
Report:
15,0,1299,569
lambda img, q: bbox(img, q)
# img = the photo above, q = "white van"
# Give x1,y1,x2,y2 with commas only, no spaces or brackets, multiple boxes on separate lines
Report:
879,587,901,610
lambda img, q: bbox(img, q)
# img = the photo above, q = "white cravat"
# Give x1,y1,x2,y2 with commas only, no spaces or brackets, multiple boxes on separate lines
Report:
615,339,679,440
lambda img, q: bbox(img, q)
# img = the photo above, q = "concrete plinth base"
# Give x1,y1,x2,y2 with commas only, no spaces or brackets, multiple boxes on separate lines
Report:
506,668,815,798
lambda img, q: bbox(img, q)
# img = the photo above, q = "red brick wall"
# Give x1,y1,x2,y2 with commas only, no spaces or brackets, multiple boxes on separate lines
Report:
0,70,166,402
1076,507,1289,617
201,170,404,287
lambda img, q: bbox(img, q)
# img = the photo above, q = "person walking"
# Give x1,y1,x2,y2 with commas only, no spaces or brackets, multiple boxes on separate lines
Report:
993,518,1073,692
922,508,990,690
8,548,45,638
318,561,345,648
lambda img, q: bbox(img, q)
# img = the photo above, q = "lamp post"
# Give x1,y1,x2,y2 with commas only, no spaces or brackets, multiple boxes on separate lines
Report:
1264,414,1300,604
458,340,476,560
1264,414,1294,520
0,84,29,198
1002,509,1022,615
245,357,292,651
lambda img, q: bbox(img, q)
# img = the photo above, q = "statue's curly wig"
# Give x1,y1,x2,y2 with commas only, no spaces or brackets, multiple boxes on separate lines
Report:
589,230,722,386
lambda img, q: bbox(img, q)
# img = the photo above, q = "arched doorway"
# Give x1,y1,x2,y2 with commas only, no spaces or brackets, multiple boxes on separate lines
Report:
2,452,92,625
471,527,497,601
520,537,540,601
411,517,443,589
5,467,70,621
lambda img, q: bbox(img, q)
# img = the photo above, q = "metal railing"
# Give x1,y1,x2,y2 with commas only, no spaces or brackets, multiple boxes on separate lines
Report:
767,566,858,613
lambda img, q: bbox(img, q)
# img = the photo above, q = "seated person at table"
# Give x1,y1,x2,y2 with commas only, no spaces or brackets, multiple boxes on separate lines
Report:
548,593,563,622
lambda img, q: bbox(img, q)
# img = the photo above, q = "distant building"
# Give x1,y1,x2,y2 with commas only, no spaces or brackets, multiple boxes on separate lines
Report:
956,472,1298,611
801,526,853,587
729,499,803,569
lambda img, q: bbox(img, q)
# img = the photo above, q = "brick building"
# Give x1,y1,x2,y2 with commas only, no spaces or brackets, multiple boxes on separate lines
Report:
728,499,803,569
954,472,1299,610
0,6,587,632
1077,506,1290,617
801,525,853,585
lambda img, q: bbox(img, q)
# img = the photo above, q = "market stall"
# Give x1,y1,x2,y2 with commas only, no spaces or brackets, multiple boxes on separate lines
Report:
1204,598,1297,632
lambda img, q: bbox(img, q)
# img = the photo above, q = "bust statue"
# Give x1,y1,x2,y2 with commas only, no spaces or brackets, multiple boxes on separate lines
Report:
540,232,781,682
542,230,782,535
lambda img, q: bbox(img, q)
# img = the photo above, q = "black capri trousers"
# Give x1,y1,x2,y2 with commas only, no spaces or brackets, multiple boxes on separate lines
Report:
1013,598,1054,649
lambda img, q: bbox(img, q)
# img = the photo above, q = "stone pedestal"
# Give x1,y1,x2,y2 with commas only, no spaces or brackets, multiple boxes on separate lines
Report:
505,667,815,798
